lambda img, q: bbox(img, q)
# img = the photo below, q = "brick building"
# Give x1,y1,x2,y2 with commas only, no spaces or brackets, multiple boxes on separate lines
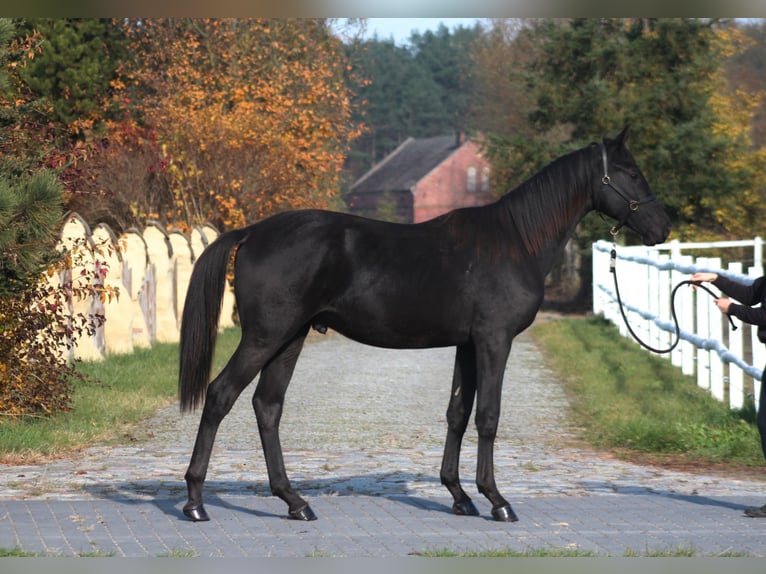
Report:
346,134,494,223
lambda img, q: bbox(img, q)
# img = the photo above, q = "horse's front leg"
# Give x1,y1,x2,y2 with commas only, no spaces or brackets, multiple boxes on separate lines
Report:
440,343,479,516
474,338,518,522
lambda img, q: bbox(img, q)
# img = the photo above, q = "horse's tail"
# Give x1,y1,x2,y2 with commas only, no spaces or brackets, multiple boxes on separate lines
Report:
178,227,249,413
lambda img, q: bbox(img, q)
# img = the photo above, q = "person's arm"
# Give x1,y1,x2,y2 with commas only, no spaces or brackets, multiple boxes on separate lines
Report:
715,275,766,327
712,274,766,307
691,273,766,327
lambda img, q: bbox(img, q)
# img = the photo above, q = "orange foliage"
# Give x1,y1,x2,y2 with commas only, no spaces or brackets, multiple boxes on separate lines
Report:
113,18,362,232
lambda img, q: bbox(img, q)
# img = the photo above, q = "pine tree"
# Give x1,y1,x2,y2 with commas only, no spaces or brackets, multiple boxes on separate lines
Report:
0,18,65,295
0,18,79,417
17,18,125,136
0,171,64,297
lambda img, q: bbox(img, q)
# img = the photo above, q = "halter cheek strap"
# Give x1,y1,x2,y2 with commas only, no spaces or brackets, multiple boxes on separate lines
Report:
600,143,657,236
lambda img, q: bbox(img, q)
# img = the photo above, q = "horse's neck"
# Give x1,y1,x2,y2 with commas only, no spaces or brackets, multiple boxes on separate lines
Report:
535,204,590,277
499,167,593,276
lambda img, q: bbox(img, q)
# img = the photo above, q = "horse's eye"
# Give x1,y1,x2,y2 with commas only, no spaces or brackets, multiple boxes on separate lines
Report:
630,172,639,180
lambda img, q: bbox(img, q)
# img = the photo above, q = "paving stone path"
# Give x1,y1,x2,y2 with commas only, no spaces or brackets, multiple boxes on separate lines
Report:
1,324,765,557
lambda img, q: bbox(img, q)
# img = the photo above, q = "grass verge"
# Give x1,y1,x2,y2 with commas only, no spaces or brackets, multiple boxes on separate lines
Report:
0,327,241,461
418,544,752,557
529,315,763,468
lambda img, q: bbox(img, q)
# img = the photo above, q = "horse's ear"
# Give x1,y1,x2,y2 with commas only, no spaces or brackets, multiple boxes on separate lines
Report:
603,124,631,149
616,124,631,146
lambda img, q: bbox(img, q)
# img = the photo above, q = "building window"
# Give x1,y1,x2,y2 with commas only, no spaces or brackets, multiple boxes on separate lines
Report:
481,166,490,192
467,166,477,193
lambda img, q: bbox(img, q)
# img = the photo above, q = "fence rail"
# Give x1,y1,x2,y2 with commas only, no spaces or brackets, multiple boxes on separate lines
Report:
592,237,763,412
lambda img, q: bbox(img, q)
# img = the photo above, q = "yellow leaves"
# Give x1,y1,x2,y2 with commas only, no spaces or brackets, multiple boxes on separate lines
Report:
714,25,754,59
114,18,360,230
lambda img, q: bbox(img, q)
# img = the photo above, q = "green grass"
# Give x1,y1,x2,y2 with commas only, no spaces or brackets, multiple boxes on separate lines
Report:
419,547,601,557
2,544,753,558
0,547,38,557
0,546,189,557
0,327,241,460
417,544,752,557
529,316,763,467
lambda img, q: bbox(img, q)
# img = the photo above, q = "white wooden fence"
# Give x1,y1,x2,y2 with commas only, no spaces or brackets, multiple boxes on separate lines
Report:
54,213,236,362
592,237,764,412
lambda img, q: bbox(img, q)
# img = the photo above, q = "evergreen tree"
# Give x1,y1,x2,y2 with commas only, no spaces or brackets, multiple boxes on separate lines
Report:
410,23,481,134
0,170,64,297
17,18,125,137
484,18,766,242
346,23,482,180
0,18,85,417
0,18,64,295
349,39,430,169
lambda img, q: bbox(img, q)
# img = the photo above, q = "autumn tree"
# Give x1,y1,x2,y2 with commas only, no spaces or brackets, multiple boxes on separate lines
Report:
726,20,766,148
101,18,362,233
467,19,536,140
483,18,766,243
6,18,127,215
0,18,64,292
0,18,103,416
475,18,766,307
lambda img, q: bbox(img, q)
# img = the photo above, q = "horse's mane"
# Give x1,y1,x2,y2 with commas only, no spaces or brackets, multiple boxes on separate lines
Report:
499,144,595,258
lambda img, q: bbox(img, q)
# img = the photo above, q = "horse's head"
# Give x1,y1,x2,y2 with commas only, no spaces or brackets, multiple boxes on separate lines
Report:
593,125,671,246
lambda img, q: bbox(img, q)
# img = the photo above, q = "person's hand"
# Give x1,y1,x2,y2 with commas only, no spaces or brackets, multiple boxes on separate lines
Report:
715,297,732,314
690,272,718,284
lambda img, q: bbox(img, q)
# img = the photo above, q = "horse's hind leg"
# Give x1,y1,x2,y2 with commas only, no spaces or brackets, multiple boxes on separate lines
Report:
252,327,315,520
183,341,270,522
440,344,480,516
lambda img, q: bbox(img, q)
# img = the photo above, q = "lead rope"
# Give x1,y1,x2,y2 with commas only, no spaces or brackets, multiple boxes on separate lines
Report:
609,242,736,354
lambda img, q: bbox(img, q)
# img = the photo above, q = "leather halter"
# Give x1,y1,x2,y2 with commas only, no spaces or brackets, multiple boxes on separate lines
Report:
600,143,657,236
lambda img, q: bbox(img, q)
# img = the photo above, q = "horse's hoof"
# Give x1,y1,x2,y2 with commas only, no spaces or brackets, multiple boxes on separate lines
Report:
452,499,480,516
289,504,317,521
183,503,210,522
492,504,518,522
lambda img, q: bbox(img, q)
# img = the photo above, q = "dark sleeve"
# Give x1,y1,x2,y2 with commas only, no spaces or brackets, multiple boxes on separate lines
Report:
714,275,766,327
713,275,766,307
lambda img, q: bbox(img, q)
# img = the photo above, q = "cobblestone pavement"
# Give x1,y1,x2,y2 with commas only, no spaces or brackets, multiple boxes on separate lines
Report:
1,326,765,557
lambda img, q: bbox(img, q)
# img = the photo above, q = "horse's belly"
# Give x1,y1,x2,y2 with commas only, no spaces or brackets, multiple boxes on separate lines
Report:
313,307,468,350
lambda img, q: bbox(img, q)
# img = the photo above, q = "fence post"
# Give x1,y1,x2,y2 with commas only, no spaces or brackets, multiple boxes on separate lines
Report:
677,255,696,376
707,257,725,402
60,214,105,362
646,250,663,349
592,241,606,318
749,265,764,412
92,223,134,355
669,239,681,259
639,251,652,345
169,231,194,331
625,250,646,343
143,223,179,343
696,256,711,391
657,253,671,354
727,261,744,409
120,230,153,349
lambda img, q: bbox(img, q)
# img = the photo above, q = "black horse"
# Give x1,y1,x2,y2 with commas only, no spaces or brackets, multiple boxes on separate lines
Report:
179,126,671,523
